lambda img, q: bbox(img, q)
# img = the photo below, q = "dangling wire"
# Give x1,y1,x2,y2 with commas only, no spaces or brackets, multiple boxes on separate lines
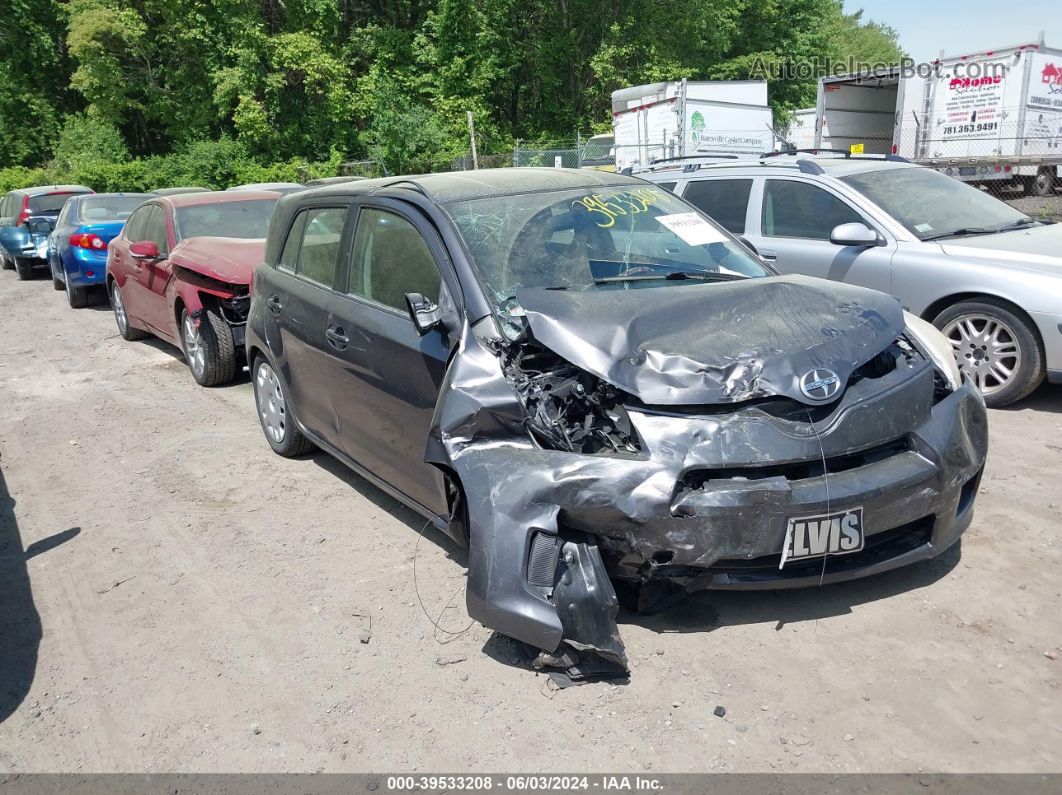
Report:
412,518,475,642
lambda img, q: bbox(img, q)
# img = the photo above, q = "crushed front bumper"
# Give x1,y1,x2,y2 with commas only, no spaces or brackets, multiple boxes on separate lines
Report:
431,326,989,677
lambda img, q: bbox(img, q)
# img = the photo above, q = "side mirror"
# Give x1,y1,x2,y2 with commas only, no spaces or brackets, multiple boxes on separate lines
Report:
830,222,880,247
405,292,442,335
129,240,161,259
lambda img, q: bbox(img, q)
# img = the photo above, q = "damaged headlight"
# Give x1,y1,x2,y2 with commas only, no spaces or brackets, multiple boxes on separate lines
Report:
503,340,641,456
903,311,962,393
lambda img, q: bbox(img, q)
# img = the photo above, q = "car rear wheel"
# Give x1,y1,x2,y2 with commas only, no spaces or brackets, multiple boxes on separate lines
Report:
110,280,147,341
934,298,1044,407
252,356,314,457
14,257,35,280
1,253,12,271
181,308,237,387
66,279,91,308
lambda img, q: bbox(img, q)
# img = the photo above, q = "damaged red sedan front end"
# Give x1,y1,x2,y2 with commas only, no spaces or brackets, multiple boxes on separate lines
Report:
107,191,278,385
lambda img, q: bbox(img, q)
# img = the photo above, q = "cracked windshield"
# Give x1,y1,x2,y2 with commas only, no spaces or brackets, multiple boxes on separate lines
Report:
444,186,769,322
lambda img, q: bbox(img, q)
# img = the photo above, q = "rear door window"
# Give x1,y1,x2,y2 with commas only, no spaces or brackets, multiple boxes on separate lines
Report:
762,179,863,240
142,206,169,253
348,208,441,311
123,205,152,241
682,179,753,234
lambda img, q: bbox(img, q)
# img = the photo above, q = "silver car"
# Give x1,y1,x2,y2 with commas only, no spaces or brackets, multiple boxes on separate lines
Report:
637,155,1062,407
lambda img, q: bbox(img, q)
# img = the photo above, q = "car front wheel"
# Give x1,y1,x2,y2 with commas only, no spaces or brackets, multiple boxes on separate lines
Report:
181,308,237,387
252,356,314,456
110,280,147,341
1,253,12,271
934,298,1044,407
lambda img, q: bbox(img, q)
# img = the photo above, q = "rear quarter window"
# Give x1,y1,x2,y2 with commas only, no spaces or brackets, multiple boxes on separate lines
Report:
681,179,753,234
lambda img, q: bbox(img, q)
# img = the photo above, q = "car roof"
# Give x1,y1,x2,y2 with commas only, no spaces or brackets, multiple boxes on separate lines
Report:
159,190,281,208
12,185,93,196
71,192,152,200
226,182,303,190
304,176,368,186
149,187,211,195
304,167,642,203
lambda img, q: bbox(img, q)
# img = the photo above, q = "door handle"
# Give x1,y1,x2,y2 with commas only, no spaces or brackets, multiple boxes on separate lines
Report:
325,324,349,350
759,249,778,260
266,294,282,314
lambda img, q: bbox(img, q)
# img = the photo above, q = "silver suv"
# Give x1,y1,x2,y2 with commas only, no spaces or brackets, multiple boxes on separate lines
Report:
636,154,1062,407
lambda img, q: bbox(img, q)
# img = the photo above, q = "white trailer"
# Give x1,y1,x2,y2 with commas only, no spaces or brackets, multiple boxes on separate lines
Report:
813,33,1062,195
611,80,775,172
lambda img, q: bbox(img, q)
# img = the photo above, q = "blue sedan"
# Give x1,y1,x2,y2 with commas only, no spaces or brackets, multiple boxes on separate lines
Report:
48,193,150,307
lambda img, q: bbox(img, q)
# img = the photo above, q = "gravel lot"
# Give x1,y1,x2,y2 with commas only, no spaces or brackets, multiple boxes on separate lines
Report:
1005,193,1062,221
0,272,1059,774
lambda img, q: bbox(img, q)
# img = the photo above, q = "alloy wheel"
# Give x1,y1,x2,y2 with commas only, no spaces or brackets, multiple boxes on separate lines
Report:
182,315,206,378
942,313,1021,396
255,361,287,443
112,283,128,334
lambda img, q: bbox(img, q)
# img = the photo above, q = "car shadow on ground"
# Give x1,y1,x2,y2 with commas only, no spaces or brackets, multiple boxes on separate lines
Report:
301,446,965,661
999,382,1062,415
0,461,80,725
621,540,962,635
307,451,467,567
128,337,252,388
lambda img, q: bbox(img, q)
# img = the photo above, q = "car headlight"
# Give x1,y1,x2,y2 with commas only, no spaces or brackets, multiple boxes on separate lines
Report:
903,311,961,391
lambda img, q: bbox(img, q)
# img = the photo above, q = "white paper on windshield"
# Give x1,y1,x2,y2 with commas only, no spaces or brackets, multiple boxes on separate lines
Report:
655,213,729,246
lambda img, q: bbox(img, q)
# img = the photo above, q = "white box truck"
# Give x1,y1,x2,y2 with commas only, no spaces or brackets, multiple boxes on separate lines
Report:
611,80,775,172
813,33,1062,195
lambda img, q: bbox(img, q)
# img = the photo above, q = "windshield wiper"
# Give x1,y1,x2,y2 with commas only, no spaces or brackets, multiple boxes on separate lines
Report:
921,227,995,241
593,271,745,284
997,217,1037,231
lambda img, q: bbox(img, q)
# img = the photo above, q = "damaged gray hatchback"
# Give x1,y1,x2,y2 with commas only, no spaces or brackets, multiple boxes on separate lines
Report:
246,168,988,681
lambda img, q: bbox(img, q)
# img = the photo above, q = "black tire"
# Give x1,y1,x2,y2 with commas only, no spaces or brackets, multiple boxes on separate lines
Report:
252,355,314,456
53,274,65,291
14,257,35,280
66,281,91,308
1032,167,1057,197
1,253,12,271
110,279,148,341
181,307,237,387
933,298,1045,408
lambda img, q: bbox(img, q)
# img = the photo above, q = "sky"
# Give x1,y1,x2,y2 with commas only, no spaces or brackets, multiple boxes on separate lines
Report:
849,0,1062,62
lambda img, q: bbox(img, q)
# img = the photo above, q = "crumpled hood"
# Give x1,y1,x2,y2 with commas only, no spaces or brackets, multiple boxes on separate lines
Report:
517,274,905,405
940,223,1062,275
169,237,266,285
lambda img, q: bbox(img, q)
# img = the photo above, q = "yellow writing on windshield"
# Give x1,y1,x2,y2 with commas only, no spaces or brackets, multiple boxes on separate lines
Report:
572,189,667,228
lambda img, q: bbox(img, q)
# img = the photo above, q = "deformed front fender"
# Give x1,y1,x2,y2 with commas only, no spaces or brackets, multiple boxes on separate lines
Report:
426,320,629,679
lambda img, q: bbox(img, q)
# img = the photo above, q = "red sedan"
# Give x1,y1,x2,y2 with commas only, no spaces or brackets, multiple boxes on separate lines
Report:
106,191,279,386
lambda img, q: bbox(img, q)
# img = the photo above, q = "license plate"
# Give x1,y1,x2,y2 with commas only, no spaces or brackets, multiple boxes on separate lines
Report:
780,507,864,568
959,167,977,176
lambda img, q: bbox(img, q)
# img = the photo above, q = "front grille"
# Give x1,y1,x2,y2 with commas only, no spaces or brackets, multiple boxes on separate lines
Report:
682,437,910,488
708,516,934,577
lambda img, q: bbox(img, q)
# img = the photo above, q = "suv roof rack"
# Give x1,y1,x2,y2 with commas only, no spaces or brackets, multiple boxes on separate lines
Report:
632,153,751,175
761,148,909,163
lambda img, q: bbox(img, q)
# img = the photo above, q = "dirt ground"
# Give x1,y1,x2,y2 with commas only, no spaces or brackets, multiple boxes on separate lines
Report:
0,272,1059,775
